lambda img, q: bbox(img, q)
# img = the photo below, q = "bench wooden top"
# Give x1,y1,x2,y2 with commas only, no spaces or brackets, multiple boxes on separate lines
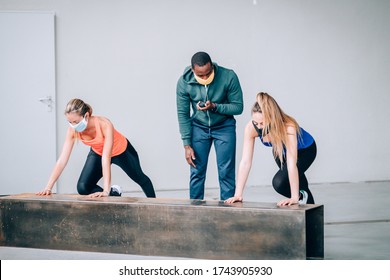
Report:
0,193,321,212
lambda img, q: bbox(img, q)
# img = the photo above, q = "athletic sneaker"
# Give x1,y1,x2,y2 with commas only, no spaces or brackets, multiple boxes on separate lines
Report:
299,190,308,205
110,185,122,197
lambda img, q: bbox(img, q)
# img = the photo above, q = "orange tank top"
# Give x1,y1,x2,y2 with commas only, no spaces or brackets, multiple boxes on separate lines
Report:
78,117,127,157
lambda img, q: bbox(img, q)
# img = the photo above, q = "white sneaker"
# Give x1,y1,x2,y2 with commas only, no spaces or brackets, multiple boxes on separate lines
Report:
299,190,308,205
110,185,122,196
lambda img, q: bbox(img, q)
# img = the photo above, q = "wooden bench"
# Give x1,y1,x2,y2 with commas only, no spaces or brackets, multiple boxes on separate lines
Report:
0,193,323,259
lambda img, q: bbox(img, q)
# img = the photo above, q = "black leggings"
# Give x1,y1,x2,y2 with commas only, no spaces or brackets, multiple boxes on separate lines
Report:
272,141,317,204
77,140,156,197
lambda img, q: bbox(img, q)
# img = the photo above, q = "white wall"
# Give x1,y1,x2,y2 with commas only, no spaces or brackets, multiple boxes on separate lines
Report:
1,0,389,196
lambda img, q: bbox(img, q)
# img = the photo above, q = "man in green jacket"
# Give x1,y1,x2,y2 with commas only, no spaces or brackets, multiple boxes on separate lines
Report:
176,51,244,200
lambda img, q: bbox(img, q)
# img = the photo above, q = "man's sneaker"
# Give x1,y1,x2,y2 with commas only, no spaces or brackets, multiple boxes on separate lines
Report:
110,185,122,197
299,190,308,205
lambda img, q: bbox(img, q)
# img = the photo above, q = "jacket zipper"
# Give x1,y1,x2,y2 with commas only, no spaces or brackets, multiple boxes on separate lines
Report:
205,85,211,129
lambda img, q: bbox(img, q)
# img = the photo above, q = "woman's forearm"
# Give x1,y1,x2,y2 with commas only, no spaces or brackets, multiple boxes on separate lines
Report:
287,163,300,200
101,156,111,194
234,160,252,197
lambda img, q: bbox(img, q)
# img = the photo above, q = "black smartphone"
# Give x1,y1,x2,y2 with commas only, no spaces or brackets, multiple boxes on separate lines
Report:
199,101,206,108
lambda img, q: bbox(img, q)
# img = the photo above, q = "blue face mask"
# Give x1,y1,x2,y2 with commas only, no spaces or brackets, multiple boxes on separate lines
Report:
69,115,88,132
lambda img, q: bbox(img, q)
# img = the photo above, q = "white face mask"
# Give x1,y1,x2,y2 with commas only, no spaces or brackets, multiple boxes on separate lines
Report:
69,115,88,132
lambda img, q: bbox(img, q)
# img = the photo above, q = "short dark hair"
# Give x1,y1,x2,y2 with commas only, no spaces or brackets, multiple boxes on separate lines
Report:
191,51,212,68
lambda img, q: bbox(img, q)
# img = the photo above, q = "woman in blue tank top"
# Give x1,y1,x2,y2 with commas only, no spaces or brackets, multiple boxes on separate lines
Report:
225,92,317,206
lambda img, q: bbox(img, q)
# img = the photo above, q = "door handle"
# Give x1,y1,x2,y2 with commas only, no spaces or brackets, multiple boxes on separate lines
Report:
38,96,53,112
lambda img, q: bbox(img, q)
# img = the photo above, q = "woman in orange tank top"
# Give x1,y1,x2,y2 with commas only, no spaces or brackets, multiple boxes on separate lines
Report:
37,98,156,198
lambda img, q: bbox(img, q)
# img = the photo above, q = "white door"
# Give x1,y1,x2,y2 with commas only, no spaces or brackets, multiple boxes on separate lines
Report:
0,11,56,195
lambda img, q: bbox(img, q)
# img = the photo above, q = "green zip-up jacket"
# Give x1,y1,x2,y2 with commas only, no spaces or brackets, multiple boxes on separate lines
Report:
176,63,244,146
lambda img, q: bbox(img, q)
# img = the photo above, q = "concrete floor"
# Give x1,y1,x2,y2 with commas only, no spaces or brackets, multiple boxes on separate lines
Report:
1,181,389,260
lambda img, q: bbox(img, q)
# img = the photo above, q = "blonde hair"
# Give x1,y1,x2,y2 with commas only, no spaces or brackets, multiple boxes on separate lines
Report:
254,92,300,164
65,98,93,116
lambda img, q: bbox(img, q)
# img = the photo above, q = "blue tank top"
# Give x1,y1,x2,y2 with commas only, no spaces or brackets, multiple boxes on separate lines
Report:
253,122,314,150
